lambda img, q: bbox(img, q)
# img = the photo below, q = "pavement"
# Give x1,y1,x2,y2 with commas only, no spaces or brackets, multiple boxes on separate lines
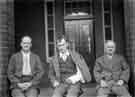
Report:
39,83,97,97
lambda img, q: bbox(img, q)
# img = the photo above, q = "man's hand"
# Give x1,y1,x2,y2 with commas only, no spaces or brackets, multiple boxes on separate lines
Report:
53,80,60,87
17,82,32,90
117,80,124,86
100,80,108,87
65,78,73,84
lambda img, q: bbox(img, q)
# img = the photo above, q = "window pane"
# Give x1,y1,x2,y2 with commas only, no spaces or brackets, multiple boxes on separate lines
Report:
48,16,53,28
64,1,92,16
65,2,71,8
80,2,90,8
104,0,111,11
72,8,79,13
104,13,111,25
47,6,53,15
80,7,90,14
47,2,53,8
65,8,72,15
48,30,54,42
49,44,54,57
72,2,77,9
105,27,112,40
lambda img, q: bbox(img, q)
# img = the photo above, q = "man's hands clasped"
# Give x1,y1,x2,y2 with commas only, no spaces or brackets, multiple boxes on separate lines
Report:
17,82,32,90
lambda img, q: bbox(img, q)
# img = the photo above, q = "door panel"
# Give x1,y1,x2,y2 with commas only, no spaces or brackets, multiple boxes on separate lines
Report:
65,20,95,81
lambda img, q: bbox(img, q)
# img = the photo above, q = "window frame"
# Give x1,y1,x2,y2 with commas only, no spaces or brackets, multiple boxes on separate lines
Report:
102,0,113,42
44,0,56,62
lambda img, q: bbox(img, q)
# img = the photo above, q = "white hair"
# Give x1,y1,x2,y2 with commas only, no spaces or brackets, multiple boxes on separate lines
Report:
21,36,32,43
105,40,116,47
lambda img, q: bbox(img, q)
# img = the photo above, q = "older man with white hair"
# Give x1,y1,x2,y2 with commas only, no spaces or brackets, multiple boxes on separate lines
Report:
94,40,131,97
8,36,44,97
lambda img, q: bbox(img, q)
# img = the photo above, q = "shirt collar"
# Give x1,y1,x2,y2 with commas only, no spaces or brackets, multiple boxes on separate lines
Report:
59,50,70,57
21,50,31,55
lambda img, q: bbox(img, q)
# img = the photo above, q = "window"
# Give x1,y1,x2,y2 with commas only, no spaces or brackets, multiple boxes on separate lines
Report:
102,0,113,41
45,1,55,62
64,0,92,16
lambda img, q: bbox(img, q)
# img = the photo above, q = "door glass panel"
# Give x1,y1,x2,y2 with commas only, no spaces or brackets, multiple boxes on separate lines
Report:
64,20,95,72
64,0,92,16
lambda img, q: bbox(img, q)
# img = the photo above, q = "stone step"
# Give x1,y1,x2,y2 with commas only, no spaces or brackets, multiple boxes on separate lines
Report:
39,85,97,97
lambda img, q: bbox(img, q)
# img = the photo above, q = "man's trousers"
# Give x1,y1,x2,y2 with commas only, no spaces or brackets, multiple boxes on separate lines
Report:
52,83,81,97
97,85,131,97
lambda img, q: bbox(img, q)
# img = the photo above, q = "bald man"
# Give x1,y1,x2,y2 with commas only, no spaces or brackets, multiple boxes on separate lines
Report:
8,36,44,97
94,40,131,97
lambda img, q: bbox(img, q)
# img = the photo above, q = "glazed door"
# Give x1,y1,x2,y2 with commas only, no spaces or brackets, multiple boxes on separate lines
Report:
65,20,95,80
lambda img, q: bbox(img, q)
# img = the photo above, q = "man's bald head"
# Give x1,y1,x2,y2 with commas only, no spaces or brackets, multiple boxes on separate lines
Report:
104,40,116,55
105,40,116,48
21,36,32,43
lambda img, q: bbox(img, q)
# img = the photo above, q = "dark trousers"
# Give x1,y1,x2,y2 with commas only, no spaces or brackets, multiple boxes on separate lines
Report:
52,83,81,97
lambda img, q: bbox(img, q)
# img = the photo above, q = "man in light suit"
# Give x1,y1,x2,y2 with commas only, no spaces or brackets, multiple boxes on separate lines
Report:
94,40,131,97
49,36,91,97
8,36,44,97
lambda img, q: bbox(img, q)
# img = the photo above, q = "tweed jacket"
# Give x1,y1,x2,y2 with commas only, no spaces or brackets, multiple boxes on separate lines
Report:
8,52,44,89
48,50,91,85
94,54,130,84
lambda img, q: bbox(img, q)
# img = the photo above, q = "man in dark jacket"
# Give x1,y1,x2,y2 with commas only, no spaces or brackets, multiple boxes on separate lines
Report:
94,40,131,97
8,36,44,97
49,36,91,97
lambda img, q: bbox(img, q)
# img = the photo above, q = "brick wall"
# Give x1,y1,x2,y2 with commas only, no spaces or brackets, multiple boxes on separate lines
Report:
0,0,14,97
124,0,135,96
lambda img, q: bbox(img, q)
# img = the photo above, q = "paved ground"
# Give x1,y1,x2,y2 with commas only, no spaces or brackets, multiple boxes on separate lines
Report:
39,84,97,97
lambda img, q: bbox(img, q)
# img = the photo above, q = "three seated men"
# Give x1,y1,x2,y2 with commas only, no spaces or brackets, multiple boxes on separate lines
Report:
8,35,132,97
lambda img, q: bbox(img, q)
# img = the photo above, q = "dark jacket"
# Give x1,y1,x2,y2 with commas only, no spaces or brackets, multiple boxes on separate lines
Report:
8,52,44,89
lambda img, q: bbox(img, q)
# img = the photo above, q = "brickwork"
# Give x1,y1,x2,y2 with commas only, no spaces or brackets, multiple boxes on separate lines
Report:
124,0,135,96
0,0,14,97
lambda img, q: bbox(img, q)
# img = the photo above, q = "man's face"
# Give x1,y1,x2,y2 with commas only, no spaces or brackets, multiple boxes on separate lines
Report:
105,42,116,55
21,37,32,52
57,39,68,53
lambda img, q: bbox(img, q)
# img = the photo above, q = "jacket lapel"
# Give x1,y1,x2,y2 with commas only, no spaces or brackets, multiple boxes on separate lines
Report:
53,55,60,80
30,53,34,73
70,50,91,82
18,52,23,76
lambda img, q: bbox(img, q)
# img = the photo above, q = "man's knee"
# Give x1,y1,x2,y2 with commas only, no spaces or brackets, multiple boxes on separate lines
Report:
52,89,64,97
66,85,81,97
11,88,25,97
97,87,110,96
25,88,39,97
112,85,131,96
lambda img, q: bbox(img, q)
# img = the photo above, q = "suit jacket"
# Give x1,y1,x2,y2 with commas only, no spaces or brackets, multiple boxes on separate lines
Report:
48,50,91,85
8,52,44,89
94,54,130,84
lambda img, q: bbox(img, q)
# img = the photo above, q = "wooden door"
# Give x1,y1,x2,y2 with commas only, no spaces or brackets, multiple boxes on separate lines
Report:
65,19,95,81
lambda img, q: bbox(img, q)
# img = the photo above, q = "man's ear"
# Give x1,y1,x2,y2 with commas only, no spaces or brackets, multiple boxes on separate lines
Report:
30,43,32,47
66,42,69,48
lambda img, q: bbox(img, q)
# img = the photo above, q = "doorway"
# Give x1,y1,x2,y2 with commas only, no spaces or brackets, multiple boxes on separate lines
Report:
64,19,95,81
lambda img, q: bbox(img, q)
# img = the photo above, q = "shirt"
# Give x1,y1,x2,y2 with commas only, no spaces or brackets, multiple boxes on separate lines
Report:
59,50,70,61
59,50,85,83
22,51,32,75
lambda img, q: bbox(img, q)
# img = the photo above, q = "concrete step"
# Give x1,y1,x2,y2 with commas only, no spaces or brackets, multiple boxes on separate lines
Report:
39,84,97,97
